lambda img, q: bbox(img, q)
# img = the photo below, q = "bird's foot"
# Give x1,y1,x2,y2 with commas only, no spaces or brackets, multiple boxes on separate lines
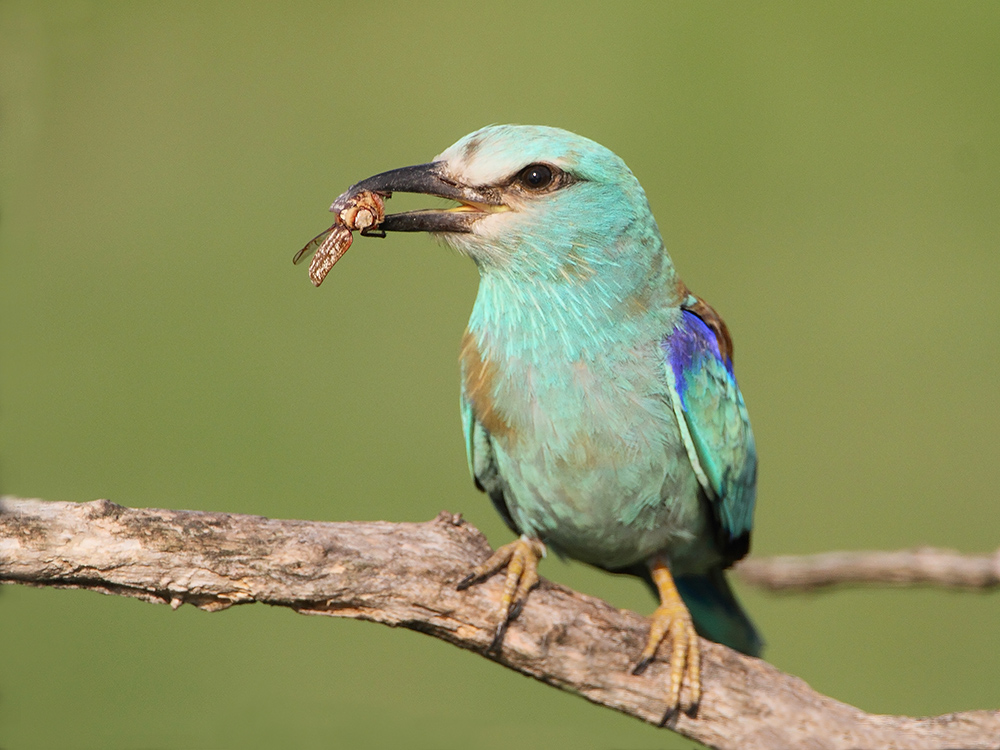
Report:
632,559,701,718
457,535,546,651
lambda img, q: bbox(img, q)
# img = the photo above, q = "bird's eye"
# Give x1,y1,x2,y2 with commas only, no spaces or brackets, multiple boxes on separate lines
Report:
517,163,555,191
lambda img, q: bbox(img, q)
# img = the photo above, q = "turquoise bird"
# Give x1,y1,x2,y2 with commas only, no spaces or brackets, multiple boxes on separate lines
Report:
320,125,762,713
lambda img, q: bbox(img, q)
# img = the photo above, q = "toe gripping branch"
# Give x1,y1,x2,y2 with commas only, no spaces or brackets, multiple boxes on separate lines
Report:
457,536,546,652
632,558,702,721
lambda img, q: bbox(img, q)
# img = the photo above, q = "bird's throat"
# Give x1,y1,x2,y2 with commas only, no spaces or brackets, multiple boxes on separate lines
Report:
468,267,679,364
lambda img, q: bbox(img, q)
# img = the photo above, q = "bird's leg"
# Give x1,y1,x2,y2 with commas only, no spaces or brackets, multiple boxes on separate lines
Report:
457,535,546,651
632,557,701,717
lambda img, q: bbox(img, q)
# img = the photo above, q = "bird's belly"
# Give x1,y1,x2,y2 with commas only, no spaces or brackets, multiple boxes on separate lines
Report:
503,455,705,570
491,365,707,570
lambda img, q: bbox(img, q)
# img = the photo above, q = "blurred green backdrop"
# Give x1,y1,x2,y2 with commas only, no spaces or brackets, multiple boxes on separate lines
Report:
1,2,998,748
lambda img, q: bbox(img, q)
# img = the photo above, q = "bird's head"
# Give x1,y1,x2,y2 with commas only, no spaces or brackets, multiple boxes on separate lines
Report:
331,125,678,297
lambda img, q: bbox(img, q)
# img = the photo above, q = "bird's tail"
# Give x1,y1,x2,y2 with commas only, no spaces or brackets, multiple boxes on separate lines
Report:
675,567,764,657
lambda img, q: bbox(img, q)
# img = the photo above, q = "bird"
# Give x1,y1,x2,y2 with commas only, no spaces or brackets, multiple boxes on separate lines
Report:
321,124,762,715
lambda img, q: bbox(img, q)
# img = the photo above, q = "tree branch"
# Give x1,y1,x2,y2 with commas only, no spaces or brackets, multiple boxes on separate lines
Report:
738,548,1000,591
1,496,997,750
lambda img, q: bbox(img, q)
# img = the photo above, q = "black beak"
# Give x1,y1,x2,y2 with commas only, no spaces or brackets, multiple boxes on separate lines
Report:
330,162,504,233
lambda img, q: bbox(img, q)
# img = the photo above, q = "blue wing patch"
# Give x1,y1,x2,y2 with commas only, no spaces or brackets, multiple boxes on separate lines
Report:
663,309,757,559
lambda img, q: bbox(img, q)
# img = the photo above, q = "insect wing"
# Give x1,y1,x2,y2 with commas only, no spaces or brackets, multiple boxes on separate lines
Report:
293,224,338,265
308,226,353,287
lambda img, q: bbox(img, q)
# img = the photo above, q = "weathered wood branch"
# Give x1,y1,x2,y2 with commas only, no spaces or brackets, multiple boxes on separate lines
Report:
1,496,997,750
738,548,1000,591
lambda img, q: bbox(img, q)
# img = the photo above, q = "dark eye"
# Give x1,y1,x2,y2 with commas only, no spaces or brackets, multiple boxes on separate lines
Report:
517,163,554,191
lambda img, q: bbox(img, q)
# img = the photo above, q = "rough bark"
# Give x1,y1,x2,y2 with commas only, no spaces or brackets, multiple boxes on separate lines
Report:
1,496,997,750
738,548,1000,591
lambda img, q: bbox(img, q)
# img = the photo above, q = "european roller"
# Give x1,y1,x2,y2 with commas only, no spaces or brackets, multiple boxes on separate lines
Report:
318,125,762,713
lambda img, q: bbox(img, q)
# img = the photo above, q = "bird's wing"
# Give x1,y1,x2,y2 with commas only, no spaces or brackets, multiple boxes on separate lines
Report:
662,298,757,562
461,391,519,534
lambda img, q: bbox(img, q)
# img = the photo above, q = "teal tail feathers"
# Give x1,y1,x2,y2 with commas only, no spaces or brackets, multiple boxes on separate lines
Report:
675,568,764,657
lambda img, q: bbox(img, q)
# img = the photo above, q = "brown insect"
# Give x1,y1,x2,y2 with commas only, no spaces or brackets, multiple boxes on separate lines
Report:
293,190,386,287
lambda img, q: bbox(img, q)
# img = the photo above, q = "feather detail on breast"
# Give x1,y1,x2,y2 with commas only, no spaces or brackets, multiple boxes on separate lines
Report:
460,327,520,535
460,328,519,445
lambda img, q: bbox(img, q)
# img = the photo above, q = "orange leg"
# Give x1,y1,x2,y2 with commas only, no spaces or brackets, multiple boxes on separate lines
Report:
457,535,546,650
632,558,701,715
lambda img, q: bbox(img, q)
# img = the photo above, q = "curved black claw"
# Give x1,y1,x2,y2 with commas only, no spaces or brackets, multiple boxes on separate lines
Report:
487,596,530,652
657,697,699,727
658,705,681,728
488,618,510,653
507,598,526,623
631,654,654,676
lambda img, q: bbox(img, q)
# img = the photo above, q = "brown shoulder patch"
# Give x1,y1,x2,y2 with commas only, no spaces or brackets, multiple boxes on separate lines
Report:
678,283,735,363
460,328,517,442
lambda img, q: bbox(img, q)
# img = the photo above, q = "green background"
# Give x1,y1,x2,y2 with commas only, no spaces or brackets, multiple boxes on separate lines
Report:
2,2,998,748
